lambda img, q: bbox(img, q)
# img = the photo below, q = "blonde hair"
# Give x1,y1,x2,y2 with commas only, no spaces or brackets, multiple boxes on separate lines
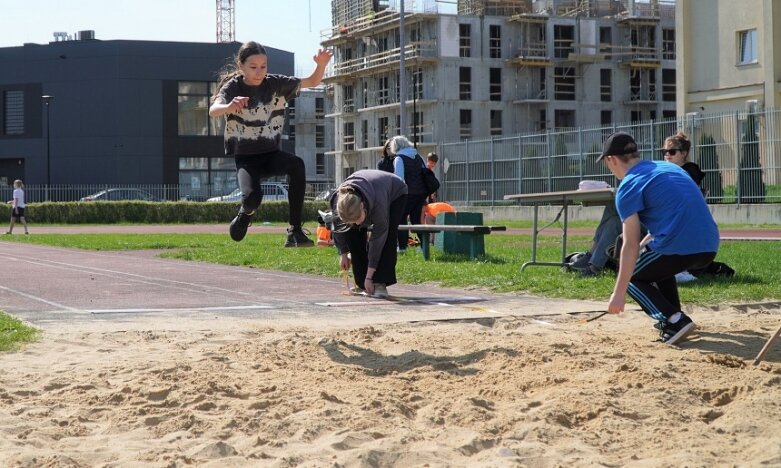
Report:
389,135,413,155
335,186,363,224
13,179,23,188
664,131,691,154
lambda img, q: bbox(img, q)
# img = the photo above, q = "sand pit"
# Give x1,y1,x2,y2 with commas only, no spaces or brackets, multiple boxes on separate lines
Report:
1,307,780,467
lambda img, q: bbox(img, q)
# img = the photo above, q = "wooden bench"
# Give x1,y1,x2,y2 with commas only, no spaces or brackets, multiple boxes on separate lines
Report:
397,224,507,260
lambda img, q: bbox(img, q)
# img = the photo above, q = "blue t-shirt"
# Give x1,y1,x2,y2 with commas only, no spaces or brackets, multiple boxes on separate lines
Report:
217,74,301,156
615,160,719,255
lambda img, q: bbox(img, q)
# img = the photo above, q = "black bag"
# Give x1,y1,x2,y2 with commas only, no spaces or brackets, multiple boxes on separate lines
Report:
689,261,735,278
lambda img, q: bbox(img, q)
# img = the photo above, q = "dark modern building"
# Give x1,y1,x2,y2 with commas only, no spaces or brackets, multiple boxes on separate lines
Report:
0,35,294,200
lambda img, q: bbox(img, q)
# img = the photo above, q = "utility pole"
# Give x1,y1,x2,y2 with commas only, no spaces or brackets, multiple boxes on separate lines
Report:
398,0,406,136
42,95,54,201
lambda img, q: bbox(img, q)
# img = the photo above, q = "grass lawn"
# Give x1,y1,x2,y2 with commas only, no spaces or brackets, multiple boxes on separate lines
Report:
0,311,39,352
3,231,780,305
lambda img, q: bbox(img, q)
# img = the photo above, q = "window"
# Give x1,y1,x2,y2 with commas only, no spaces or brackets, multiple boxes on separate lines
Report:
554,109,575,129
599,27,612,55
377,116,389,144
360,120,367,148
538,109,547,130
315,97,325,116
554,67,575,100
459,67,471,100
631,110,642,122
490,110,502,136
489,25,501,58
316,125,325,147
662,69,676,102
411,111,424,138
344,122,355,150
287,125,295,140
600,69,611,102
489,68,502,101
287,100,295,121
178,82,211,136
344,85,354,113
316,153,325,175
178,157,237,200
554,25,574,59
459,109,472,140
459,24,471,58
377,76,389,105
738,29,758,65
412,68,423,100
3,90,24,135
600,110,612,126
662,29,675,60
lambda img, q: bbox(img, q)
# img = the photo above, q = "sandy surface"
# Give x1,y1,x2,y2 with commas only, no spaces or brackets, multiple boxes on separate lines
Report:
2,305,781,467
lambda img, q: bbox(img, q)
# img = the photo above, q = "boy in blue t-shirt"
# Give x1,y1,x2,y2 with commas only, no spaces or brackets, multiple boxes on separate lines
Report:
598,132,719,345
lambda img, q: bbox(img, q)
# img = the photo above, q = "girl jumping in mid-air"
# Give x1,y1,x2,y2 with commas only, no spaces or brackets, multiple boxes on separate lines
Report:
209,41,332,246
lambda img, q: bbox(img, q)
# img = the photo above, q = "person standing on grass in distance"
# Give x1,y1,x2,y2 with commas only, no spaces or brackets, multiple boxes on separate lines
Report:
598,132,719,345
209,41,332,246
390,135,427,251
329,170,408,299
376,139,394,173
5,179,28,235
425,152,439,202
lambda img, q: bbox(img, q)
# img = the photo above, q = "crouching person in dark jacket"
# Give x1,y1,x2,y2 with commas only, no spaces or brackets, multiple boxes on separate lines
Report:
330,170,408,298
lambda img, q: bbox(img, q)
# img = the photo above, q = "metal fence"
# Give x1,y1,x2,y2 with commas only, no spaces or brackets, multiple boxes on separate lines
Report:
439,107,781,205
0,182,336,204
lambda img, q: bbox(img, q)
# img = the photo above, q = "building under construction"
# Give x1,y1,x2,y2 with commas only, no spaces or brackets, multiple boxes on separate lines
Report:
323,0,675,180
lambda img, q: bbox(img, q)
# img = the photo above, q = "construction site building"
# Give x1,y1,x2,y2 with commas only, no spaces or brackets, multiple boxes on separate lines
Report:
323,0,676,180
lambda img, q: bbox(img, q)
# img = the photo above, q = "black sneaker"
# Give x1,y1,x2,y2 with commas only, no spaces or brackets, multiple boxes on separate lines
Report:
229,208,254,242
284,226,314,247
655,314,697,345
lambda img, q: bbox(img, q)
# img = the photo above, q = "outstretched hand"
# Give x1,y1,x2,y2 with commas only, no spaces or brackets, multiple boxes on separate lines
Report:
313,49,333,67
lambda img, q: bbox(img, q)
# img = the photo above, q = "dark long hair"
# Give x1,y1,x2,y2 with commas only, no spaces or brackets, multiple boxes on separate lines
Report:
211,41,267,102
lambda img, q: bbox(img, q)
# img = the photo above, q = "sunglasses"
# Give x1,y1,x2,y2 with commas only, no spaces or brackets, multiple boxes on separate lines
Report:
662,149,682,155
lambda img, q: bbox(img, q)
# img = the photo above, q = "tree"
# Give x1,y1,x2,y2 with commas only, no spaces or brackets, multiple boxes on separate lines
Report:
738,115,766,203
698,134,724,203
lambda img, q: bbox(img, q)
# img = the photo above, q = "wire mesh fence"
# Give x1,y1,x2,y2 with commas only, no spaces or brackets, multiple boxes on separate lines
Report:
439,107,781,205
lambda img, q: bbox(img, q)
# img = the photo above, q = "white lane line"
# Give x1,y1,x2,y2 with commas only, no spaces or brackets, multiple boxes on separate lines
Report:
0,284,84,313
89,305,274,314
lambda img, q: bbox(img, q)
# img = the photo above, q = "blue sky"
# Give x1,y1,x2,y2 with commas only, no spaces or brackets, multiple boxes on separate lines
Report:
0,0,333,75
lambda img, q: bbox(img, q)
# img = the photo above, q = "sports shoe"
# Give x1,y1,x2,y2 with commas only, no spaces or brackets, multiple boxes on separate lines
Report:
229,208,254,242
284,226,314,248
372,283,389,299
655,314,697,345
579,265,603,277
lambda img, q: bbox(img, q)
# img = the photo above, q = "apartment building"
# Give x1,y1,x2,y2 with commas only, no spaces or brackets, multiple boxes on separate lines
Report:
323,0,676,182
288,88,336,184
676,0,781,114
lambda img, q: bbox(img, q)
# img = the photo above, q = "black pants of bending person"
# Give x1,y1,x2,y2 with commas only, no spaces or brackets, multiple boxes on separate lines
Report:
235,150,306,226
345,195,407,288
627,250,716,322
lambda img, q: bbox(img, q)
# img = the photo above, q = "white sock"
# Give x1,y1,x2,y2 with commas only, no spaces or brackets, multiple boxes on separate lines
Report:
668,312,682,324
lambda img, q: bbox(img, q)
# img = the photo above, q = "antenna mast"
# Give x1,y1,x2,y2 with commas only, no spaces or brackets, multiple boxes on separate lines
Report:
216,0,235,43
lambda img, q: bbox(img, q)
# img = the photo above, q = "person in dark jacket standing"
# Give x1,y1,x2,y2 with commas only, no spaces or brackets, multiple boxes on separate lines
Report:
330,170,408,298
376,139,394,173
390,135,427,251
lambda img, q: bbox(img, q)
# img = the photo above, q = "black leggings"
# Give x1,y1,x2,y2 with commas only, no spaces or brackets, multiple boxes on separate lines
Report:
344,195,407,287
235,150,306,226
627,250,716,321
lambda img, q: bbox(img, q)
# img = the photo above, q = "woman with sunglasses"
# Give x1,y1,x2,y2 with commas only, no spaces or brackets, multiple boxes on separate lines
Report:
329,170,408,298
662,132,705,190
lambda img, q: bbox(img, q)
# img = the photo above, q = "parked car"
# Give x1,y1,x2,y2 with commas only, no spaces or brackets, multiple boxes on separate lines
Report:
206,183,289,202
79,188,164,202
314,187,337,201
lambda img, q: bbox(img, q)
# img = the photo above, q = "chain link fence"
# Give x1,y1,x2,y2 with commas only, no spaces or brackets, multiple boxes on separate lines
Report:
439,108,781,205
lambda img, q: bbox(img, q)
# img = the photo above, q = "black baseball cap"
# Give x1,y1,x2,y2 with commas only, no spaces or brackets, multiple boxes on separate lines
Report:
597,132,638,162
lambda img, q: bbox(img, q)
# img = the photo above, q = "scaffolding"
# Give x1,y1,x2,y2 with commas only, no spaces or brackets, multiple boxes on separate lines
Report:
458,0,532,16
